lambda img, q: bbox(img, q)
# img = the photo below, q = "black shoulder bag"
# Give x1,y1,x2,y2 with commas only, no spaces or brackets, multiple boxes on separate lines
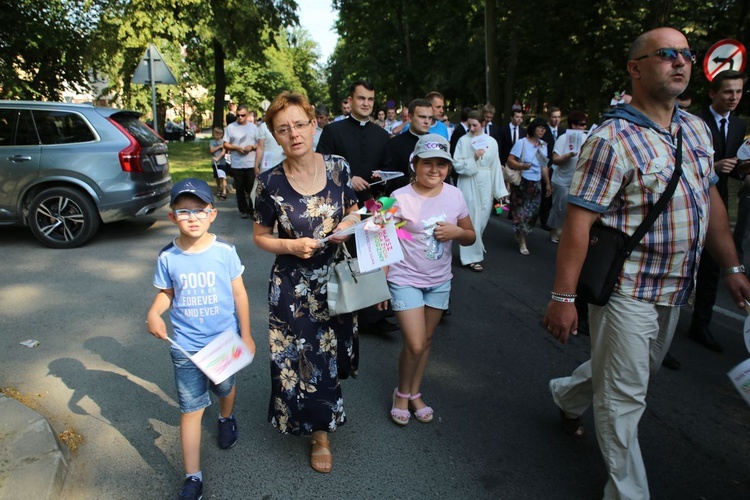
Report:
577,129,683,306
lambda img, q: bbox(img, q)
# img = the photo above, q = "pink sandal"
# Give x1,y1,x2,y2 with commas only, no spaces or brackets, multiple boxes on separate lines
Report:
390,389,411,426
408,393,434,423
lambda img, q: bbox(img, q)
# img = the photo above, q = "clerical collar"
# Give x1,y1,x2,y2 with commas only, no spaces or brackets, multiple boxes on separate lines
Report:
348,115,370,127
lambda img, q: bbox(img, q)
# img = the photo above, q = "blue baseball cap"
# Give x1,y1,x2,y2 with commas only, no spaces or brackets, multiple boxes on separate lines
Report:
170,178,213,205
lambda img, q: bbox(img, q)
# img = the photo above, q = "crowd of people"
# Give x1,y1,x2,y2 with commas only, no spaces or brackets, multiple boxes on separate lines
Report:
146,26,750,500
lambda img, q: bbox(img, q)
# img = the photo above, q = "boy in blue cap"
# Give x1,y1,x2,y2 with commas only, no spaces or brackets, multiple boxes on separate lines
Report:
146,178,255,499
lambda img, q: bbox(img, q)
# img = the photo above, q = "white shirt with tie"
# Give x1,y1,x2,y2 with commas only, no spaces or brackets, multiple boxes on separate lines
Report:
508,123,519,144
549,127,559,141
708,105,729,141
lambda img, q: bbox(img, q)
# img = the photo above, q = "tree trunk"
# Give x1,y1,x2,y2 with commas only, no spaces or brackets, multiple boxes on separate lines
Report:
403,13,414,98
213,38,227,129
485,0,499,107
644,0,674,29
503,35,519,121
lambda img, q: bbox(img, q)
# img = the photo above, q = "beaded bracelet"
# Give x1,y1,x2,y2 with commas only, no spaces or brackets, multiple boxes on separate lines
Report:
551,292,577,303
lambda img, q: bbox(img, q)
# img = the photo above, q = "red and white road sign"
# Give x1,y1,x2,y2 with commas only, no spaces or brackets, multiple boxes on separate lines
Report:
703,39,746,82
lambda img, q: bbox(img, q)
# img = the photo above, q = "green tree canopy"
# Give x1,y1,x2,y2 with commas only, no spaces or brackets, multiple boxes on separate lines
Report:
328,0,750,120
0,0,94,99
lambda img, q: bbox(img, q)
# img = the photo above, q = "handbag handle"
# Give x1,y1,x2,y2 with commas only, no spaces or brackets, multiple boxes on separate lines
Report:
332,243,360,283
621,129,683,256
338,243,354,261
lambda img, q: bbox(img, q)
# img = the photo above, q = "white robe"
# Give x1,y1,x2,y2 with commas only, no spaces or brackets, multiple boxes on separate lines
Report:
453,133,508,265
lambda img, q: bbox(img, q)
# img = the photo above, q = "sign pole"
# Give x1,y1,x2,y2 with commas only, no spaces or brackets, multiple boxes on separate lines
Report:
131,44,177,132
149,46,159,133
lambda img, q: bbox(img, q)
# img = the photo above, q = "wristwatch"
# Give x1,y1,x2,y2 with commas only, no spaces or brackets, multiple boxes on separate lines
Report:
721,265,745,276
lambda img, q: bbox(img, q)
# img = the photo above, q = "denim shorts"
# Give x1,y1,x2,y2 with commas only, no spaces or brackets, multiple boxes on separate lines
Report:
171,348,235,413
388,280,451,311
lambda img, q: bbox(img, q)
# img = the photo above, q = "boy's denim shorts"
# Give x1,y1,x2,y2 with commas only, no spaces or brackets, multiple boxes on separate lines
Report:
170,348,235,414
388,280,451,311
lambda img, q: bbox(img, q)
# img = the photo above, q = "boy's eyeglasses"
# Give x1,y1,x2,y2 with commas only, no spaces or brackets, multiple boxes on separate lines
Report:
634,48,696,64
172,208,213,221
276,120,313,136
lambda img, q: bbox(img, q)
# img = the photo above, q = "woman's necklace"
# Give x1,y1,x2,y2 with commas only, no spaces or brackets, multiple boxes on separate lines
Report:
287,158,319,194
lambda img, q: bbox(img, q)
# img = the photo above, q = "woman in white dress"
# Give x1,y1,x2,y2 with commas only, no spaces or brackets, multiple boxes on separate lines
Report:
452,110,508,272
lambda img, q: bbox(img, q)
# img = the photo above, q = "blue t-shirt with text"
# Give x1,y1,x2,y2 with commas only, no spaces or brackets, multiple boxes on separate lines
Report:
153,236,244,351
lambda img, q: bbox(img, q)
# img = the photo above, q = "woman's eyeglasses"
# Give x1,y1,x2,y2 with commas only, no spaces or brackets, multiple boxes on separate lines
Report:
634,48,696,64
276,120,313,136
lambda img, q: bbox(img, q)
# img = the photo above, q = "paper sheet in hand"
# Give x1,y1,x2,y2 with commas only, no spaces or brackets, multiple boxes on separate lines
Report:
354,222,404,272
564,129,587,154
728,358,750,406
471,136,489,150
318,219,367,244
169,329,254,385
738,137,750,160
370,170,405,185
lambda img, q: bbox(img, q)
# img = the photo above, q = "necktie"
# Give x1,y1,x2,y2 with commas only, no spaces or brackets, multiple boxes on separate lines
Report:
512,127,517,144
486,124,490,135
718,118,727,157
552,129,557,141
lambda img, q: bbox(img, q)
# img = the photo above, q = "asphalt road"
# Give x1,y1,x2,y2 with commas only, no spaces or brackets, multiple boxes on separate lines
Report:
1,199,749,499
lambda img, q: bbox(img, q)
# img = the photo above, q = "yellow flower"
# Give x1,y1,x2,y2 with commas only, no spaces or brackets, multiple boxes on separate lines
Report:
322,217,334,234
319,203,335,217
280,367,298,391
277,413,289,432
320,329,336,354
306,197,323,217
269,328,290,354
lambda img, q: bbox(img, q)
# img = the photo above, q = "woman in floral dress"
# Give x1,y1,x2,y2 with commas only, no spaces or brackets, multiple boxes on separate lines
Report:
506,117,551,255
253,92,360,473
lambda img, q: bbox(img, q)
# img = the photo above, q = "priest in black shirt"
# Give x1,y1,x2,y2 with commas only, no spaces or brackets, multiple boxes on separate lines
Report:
317,79,397,339
317,79,390,204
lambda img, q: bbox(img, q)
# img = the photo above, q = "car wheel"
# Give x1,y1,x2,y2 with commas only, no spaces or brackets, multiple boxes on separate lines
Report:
28,187,100,248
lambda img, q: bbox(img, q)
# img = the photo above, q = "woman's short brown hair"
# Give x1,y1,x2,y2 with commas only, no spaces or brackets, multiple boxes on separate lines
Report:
467,109,484,123
264,91,315,139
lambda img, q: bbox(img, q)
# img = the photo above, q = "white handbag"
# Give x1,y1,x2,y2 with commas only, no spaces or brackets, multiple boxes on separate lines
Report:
327,245,391,316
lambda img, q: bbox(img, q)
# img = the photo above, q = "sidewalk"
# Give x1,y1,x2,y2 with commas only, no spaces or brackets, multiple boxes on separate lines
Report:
0,395,67,499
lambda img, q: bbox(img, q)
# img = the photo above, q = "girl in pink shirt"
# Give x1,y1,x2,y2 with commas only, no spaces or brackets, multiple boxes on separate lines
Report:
382,134,475,425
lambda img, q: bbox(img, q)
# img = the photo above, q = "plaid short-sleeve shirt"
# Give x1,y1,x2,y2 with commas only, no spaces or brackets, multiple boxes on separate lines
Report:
569,108,716,306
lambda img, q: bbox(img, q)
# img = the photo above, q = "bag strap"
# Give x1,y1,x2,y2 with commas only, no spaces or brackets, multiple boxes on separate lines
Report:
333,243,354,262
622,128,683,255
341,243,354,260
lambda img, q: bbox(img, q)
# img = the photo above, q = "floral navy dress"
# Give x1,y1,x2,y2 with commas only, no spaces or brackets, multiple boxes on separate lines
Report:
254,155,358,435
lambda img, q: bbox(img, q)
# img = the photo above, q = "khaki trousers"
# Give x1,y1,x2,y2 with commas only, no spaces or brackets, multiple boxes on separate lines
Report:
550,292,680,500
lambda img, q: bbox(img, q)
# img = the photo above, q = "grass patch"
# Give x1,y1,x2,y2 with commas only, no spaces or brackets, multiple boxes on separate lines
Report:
166,139,214,184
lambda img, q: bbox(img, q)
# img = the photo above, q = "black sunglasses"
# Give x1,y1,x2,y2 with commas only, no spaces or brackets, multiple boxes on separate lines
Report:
634,48,696,64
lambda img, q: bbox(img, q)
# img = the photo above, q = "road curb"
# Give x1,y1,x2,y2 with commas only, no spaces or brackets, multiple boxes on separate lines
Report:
0,395,67,500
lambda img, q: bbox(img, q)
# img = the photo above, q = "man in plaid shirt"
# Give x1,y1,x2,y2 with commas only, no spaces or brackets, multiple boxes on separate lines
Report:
543,27,750,499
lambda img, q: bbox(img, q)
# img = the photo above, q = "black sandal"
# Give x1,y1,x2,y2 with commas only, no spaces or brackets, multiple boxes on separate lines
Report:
559,409,584,437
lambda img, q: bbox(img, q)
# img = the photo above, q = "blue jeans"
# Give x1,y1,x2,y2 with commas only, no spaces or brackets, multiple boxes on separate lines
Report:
171,348,235,413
